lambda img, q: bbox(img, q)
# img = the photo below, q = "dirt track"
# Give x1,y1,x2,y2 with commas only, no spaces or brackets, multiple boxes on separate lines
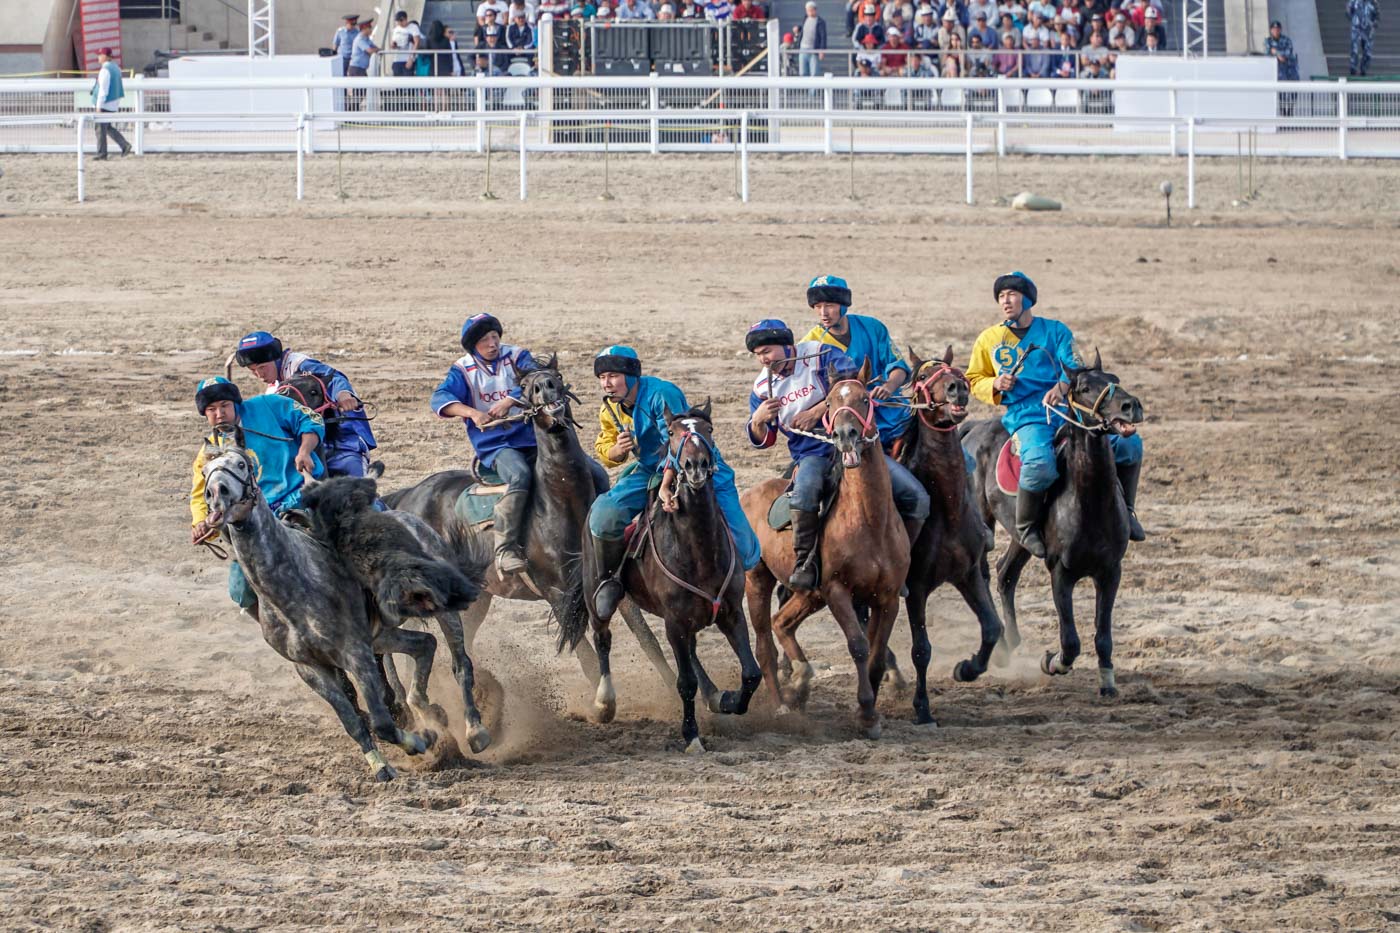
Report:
1,153,1398,930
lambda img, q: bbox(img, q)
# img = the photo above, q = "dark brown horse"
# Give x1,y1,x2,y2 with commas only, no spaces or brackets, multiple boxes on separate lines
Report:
742,362,910,738
898,346,1005,725
582,401,762,752
963,353,1144,697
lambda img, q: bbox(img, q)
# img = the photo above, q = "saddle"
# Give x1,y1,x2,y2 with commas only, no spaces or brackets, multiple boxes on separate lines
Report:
766,458,844,532
995,429,1070,496
452,458,509,529
621,473,667,560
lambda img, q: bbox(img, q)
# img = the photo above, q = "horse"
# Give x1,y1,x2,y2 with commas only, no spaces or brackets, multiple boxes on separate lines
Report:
580,401,762,753
962,351,1144,697
200,446,444,781
897,346,1005,725
742,361,911,738
383,355,674,706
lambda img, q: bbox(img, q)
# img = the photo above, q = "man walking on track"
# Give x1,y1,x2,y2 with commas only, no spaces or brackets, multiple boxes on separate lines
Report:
90,48,132,161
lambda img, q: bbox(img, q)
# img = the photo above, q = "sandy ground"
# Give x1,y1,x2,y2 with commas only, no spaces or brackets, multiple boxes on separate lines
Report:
1,152,1398,931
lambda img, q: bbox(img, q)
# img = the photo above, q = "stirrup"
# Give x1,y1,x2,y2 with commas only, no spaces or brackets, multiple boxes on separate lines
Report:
593,578,624,619
496,550,528,574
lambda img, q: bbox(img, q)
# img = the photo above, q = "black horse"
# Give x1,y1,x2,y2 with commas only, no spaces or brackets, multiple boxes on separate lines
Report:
581,402,762,752
898,347,1005,725
962,351,1144,697
384,355,673,705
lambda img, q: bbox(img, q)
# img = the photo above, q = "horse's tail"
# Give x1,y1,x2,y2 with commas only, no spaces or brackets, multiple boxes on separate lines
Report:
554,555,590,655
377,555,479,620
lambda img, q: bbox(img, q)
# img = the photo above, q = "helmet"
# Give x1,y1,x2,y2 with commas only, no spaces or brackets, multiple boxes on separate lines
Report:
593,345,641,379
460,313,504,352
806,274,852,309
745,318,794,353
993,271,1037,311
234,331,283,367
195,376,242,415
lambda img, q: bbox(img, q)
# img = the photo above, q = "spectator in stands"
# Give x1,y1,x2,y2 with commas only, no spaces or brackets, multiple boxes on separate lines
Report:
1142,30,1161,53
1050,28,1076,73
942,34,964,74
678,0,704,17
616,0,653,19
444,26,467,80
597,2,614,17
937,6,967,69
1107,12,1135,49
854,6,887,69
391,10,420,77
909,50,937,75
1140,7,1166,48
703,0,732,21
998,12,1021,45
846,0,867,37
1024,8,1045,41
913,6,938,48
882,27,910,73
476,7,501,43
507,9,535,50
1058,0,1083,36
1027,0,1055,22
887,7,912,42
481,29,507,69
884,0,914,29
347,18,378,110
1004,0,1027,25
538,0,567,16
968,0,998,30
1266,19,1299,81
334,14,359,76
1023,30,1050,74
732,0,766,19
1079,30,1108,69
993,31,1019,74
478,0,510,22
657,2,677,19
965,31,992,74
1084,57,1107,79
969,10,995,47
89,48,132,160
1107,32,1130,72
1084,12,1106,47
474,53,504,76
798,2,829,76
1349,0,1380,76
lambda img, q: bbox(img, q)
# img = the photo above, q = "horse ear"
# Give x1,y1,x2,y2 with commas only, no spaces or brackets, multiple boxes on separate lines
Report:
545,352,558,371
907,345,924,374
942,344,954,366
1060,361,1076,384
663,403,677,424
1091,347,1102,371
700,397,712,420
857,359,872,385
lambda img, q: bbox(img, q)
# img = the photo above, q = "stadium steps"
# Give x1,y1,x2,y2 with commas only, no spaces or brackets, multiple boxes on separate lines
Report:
1314,0,1398,75
772,0,852,74
422,0,478,36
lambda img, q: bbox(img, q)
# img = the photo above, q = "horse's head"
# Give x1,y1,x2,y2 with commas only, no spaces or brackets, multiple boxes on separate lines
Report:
518,353,576,432
202,446,260,529
664,399,717,491
1060,349,1144,437
825,360,880,467
909,344,970,430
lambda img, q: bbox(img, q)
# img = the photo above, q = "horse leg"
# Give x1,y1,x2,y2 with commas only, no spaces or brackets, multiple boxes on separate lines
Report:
370,626,441,752
343,644,432,758
688,639,723,714
856,597,905,690
622,598,676,689
1041,564,1081,677
293,661,397,782
994,542,1031,666
591,606,616,723
825,583,879,738
459,592,491,656
712,606,762,716
864,597,899,718
666,626,703,753
771,590,822,710
377,654,410,726
905,585,936,726
744,566,786,711
1092,565,1122,699
952,569,1005,683
435,611,492,754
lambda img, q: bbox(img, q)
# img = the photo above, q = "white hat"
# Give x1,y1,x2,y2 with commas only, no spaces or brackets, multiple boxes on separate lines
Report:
942,8,956,20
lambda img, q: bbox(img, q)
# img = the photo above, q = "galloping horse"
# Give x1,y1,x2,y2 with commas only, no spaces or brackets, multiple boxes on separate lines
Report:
581,402,762,752
742,362,911,738
384,356,674,697
898,346,1005,724
963,352,1144,697
201,447,445,781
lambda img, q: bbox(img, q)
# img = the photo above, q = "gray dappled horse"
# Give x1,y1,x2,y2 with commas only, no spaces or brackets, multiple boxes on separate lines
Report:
383,355,675,700
200,446,442,781
962,353,1145,698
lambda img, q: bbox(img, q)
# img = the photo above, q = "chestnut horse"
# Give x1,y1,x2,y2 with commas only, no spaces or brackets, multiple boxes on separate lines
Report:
742,362,910,738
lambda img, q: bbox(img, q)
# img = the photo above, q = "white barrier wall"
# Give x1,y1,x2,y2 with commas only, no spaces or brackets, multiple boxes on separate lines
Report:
1115,56,1278,132
168,55,337,130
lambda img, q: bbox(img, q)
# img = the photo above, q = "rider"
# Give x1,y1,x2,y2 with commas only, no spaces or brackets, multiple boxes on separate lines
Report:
432,314,610,575
588,345,762,620
188,376,325,617
746,319,929,591
966,271,1145,558
233,331,377,478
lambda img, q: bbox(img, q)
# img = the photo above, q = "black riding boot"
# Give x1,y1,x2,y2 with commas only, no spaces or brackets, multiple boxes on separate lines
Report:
591,534,627,621
788,508,820,592
493,490,530,574
1015,488,1049,558
1116,461,1146,542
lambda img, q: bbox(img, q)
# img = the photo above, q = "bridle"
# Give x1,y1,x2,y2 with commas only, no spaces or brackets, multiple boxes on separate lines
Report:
1046,377,1122,434
910,360,968,432
822,379,879,444
664,420,717,490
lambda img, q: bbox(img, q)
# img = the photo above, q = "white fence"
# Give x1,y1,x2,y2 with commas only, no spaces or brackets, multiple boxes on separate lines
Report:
3,74,1398,203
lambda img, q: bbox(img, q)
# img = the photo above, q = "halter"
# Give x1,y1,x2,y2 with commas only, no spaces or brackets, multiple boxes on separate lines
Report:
664,422,717,489
822,379,879,443
1046,379,1119,434
910,360,968,432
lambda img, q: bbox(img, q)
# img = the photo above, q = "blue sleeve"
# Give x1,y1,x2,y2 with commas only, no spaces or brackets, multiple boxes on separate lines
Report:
431,366,472,415
296,357,355,401
748,390,777,449
278,394,326,442
657,380,690,419
867,318,911,381
1052,322,1082,381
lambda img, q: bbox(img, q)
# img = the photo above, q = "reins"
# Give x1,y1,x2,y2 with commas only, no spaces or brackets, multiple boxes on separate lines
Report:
909,360,968,432
822,379,880,442
643,495,737,625
1046,380,1118,434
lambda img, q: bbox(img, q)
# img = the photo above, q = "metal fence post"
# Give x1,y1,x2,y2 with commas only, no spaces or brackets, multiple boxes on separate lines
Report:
1337,78,1348,161
964,113,974,205
519,113,529,201
296,117,305,200
823,73,834,156
134,87,145,155
740,110,750,203
1187,117,1196,208
1168,81,1178,156
476,86,486,153
649,74,660,155
303,80,315,154
996,81,1006,157
76,115,86,203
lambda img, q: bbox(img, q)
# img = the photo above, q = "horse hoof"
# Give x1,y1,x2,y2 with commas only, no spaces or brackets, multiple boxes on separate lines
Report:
1040,650,1071,676
952,660,980,683
779,688,806,711
884,668,907,689
1099,686,1119,700
705,693,725,715
991,639,1013,668
913,709,937,726
373,765,397,783
685,737,706,755
399,730,431,755
466,726,492,754
863,719,883,741
594,700,617,724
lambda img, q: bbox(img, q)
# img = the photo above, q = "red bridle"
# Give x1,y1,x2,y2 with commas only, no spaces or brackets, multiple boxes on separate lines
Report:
822,379,879,442
911,362,968,432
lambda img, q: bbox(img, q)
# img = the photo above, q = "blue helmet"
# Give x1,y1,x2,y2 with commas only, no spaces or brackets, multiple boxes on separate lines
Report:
993,271,1037,311
806,274,852,310
594,345,641,379
745,318,794,353
460,313,504,352
234,331,283,367
195,375,242,415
